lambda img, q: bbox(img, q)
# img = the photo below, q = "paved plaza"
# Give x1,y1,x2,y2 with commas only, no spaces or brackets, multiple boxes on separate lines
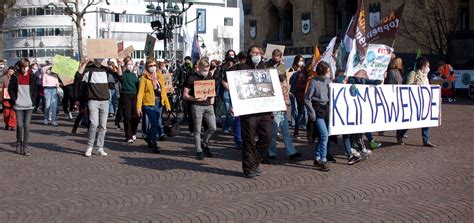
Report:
0,99,473,222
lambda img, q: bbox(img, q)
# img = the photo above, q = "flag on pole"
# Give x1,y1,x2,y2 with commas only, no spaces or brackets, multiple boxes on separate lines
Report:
344,0,368,61
191,33,201,63
366,1,406,46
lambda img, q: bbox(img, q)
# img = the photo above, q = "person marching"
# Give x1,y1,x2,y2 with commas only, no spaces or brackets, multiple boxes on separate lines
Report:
117,57,140,143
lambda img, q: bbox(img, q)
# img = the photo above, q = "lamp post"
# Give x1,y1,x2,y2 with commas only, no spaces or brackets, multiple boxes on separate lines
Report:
147,0,192,59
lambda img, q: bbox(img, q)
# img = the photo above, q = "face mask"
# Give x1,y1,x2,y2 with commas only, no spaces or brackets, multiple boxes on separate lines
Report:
22,67,29,73
298,61,305,67
127,65,133,71
148,67,156,73
251,55,261,65
199,71,208,77
94,59,104,64
424,67,430,74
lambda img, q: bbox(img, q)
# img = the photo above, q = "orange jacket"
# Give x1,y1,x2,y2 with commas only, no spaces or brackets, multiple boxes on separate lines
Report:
438,64,455,81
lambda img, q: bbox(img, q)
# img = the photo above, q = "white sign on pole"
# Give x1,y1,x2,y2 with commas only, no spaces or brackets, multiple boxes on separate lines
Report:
329,83,441,135
346,43,393,81
226,69,286,116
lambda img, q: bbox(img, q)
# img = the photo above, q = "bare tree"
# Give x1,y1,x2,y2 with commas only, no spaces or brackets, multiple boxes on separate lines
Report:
0,0,18,59
399,0,458,59
48,0,106,61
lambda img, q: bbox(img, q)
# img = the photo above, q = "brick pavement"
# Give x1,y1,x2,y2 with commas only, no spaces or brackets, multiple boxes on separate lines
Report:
0,99,473,222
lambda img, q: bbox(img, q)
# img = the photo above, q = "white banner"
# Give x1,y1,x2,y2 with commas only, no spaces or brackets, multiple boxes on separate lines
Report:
453,70,474,89
329,83,441,135
346,43,393,81
226,69,286,116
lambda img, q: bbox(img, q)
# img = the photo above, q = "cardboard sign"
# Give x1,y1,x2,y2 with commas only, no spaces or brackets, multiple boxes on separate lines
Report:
264,44,285,59
86,39,118,59
226,69,286,116
51,55,80,84
194,80,216,98
163,72,174,94
144,35,156,57
118,45,135,59
329,83,441,135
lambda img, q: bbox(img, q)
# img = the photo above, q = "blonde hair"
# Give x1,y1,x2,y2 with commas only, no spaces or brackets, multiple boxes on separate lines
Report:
389,57,403,70
198,57,210,69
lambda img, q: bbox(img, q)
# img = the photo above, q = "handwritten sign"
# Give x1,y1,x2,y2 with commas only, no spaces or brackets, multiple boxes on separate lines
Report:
264,44,285,59
51,55,80,84
329,83,441,135
118,45,135,59
226,69,286,116
163,72,174,94
144,34,156,57
194,80,216,98
86,39,118,59
346,43,393,80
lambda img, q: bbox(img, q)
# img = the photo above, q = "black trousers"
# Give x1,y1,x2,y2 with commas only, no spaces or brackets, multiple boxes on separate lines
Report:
121,93,139,140
73,101,87,130
62,85,75,113
240,112,273,174
115,95,123,126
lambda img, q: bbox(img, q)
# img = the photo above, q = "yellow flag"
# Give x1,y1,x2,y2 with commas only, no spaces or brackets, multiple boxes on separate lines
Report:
305,46,320,93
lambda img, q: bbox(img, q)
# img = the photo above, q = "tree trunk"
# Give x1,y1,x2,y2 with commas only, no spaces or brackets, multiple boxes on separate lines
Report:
76,19,84,61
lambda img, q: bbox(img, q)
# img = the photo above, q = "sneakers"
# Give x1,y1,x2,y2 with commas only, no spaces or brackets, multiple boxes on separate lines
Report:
423,142,436,147
85,147,93,157
348,155,362,165
369,140,382,149
68,112,73,120
196,152,205,160
202,144,213,157
326,154,337,163
255,167,264,176
397,137,405,145
95,148,108,156
71,127,78,135
351,148,361,157
44,120,49,125
52,122,58,126
132,135,137,141
361,149,372,158
115,123,121,129
108,113,114,118
313,159,330,172
158,134,166,141
127,139,134,144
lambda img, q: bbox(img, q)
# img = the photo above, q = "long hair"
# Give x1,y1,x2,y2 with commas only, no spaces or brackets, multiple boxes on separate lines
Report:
292,55,304,69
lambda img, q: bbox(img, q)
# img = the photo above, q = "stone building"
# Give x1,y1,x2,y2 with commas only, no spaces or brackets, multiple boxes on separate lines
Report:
242,0,474,67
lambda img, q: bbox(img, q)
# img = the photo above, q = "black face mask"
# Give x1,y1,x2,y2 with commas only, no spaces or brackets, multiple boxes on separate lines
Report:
210,64,216,70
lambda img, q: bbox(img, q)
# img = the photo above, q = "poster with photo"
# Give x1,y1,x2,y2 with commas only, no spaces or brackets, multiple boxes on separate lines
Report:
226,69,286,116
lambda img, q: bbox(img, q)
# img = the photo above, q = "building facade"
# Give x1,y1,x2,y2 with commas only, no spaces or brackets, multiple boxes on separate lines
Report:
242,0,474,67
2,0,241,65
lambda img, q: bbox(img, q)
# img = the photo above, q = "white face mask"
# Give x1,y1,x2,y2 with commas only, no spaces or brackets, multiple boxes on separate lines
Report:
126,65,133,71
22,67,29,73
251,55,261,65
200,71,208,77
297,61,304,67
31,67,38,72
148,67,156,73
424,67,430,74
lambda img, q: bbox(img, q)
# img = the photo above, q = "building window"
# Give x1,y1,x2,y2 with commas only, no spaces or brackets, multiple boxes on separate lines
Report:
37,7,44,15
224,17,233,26
227,0,237,8
20,8,27,16
223,38,233,52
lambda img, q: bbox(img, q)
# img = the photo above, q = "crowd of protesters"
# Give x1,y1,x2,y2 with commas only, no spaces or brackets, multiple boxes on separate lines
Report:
0,44,442,179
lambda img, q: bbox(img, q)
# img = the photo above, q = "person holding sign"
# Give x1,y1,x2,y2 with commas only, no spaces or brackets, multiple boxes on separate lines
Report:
75,57,116,157
183,57,216,160
117,57,140,144
397,57,436,147
136,57,171,153
304,61,333,171
2,66,17,131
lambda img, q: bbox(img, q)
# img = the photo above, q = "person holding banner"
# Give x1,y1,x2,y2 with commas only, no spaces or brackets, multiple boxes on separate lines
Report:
397,57,436,147
136,57,171,153
2,66,17,131
117,57,140,144
183,57,216,160
76,57,115,157
8,58,38,156
304,61,333,171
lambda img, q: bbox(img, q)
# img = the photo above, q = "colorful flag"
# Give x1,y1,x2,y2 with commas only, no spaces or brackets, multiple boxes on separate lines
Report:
345,0,368,60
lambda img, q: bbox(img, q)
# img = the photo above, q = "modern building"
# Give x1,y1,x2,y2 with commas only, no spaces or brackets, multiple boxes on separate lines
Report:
2,0,241,65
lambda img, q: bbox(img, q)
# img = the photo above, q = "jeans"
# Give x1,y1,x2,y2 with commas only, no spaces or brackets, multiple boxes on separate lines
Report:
142,110,149,136
143,98,164,144
397,128,430,144
155,99,165,137
43,87,58,123
192,104,217,152
342,134,353,158
268,111,297,157
294,102,307,136
314,118,329,162
233,117,242,146
222,91,233,131
108,89,116,114
15,109,33,151
87,100,109,149
289,96,297,127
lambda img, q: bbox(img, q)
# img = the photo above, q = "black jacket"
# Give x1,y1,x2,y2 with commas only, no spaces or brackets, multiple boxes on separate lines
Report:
8,70,38,107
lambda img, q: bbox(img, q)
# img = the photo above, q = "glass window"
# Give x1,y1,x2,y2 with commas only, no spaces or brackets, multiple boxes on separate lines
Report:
46,49,54,57
37,49,46,57
55,28,61,36
36,28,45,36
21,8,27,16
64,28,72,37
55,7,64,15
65,49,73,57
37,7,44,15
55,49,64,55
224,17,233,26
101,12,107,22
127,14,134,23
45,6,54,15
28,8,35,16
136,15,143,23
21,29,28,37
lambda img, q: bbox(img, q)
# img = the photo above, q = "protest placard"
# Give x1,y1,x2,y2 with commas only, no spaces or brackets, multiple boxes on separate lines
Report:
144,35,156,57
163,72,174,94
194,80,215,98
118,45,135,59
453,70,474,89
51,55,79,84
264,44,285,59
87,39,118,59
345,43,393,80
226,69,286,116
328,83,441,135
